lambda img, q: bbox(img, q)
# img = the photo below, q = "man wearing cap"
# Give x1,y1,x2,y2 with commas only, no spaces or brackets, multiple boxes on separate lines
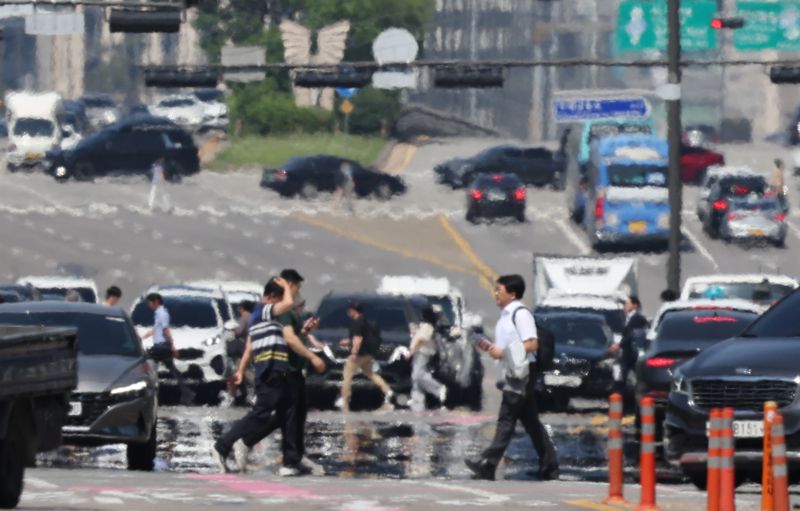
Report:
337,300,393,412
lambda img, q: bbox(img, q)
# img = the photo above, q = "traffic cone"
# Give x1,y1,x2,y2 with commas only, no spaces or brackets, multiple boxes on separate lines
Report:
637,396,659,511
708,408,722,511
603,393,627,505
772,413,790,511
762,401,778,511
720,407,736,511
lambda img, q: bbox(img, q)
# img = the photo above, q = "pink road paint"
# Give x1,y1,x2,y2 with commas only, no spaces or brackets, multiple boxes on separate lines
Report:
434,414,494,426
186,474,323,500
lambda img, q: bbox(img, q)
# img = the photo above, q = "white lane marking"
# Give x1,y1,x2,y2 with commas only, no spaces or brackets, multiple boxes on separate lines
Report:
25,477,58,490
554,218,591,255
94,496,124,505
787,220,800,240
680,225,719,270
422,481,510,504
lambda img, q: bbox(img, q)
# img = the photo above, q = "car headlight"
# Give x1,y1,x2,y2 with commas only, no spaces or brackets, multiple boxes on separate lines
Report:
203,335,222,347
606,213,619,226
672,374,689,395
104,111,116,123
110,380,148,397
388,346,409,364
658,213,670,229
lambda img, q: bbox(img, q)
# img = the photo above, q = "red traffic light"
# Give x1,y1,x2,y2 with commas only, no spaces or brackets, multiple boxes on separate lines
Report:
711,18,723,29
711,17,745,29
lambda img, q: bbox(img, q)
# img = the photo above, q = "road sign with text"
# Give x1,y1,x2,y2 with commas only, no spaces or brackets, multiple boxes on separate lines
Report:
616,0,717,53
734,2,800,52
553,97,650,122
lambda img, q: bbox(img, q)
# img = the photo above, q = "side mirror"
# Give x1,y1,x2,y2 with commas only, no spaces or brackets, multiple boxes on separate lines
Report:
223,319,239,332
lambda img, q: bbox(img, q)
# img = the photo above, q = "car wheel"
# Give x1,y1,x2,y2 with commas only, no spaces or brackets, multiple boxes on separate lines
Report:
685,468,707,490
126,421,157,471
166,162,185,183
73,160,94,181
5,164,16,174
571,205,584,224
374,183,393,201
0,410,27,509
299,182,318,200
774,237,786,248
516,211,526,223
466,210,478,224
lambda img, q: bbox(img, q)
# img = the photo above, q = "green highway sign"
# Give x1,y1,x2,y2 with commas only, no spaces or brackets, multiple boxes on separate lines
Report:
616,1,718,53
734,2,800,52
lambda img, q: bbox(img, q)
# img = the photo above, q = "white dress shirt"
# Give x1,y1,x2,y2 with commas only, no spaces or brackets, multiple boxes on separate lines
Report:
494,300,538,365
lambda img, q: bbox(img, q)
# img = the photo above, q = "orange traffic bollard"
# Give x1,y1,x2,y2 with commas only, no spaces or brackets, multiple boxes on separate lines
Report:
720,407,736,511
708,408,722,511
637,396,659,511
772,413,790,511
604,393,627,505
762,401,778,511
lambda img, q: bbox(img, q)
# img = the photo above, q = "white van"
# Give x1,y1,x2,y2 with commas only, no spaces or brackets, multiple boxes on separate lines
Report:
5,91,64,172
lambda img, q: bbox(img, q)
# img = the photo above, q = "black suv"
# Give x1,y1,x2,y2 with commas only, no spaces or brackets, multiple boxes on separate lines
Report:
664,290,800,488
435,145,564,189
46,114,200,182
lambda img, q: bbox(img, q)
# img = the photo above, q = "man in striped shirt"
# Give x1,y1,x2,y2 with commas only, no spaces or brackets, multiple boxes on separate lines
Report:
213,277,297,473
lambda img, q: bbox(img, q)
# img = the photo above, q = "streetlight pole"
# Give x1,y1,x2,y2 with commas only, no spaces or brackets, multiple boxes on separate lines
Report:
666,0,683,294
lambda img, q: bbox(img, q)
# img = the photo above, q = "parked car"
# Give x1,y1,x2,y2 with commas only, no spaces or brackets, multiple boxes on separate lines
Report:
16,276,98,303
186,280,262,318
536,312,616,411
696,166,764,222
719,195,787,246
0,302,158,472
465,173,526,223
79,94,120,130
308,292,419,408
636,302,760,433
0,325,77,508
150,95,206,131
680,274,798,308
700,171,771,238
680,144,724,184
193,89,228,131
664,288,800,488
45,115,199,182
435,145,563,189
261,155,406,200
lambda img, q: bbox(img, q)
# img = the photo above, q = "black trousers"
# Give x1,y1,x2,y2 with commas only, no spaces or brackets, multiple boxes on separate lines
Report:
215,373,301,466
244,370,307,461
482,365,558,472
613,349,636,394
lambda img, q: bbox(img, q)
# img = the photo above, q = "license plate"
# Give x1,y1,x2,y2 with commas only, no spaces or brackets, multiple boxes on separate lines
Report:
705,420,763,438
68,401,82,417
25,152,42,160
544,374,583,388
629,221,647,234
488,191,506,202
749,229,765,237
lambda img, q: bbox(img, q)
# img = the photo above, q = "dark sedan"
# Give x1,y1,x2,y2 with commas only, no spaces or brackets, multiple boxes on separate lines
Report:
45,114,199,182
435,144,564,189
260,155,406,200
635,307,758,433
466,173,526,223
307,292,418,409
536,312,616,411
0,301,159,471
664,289,800,488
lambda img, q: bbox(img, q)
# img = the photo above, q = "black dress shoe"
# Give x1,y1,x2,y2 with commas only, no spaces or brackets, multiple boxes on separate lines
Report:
538,466,560,481
465,458,496,481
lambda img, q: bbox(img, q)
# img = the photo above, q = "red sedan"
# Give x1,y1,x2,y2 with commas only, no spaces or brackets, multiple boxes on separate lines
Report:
681,144,724,184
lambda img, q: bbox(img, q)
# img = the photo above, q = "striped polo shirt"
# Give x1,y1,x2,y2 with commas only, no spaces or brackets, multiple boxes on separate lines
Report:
249,303,289,380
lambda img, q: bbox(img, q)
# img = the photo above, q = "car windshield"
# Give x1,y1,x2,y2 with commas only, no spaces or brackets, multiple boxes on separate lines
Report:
160,98,194,107
657,310,756,342
589,123,651,142
687,282,794,303
13,118,54,137
535,306,625,333
317,298,410,333
606,164,667,188
131,298,218,328
719,177,767,197
195,90,223,102
743,290,800,337
35,287,96,303
0,311,141,356
539,316,612,350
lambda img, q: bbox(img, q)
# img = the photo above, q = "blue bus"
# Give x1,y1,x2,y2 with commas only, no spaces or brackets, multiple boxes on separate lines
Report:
581,134,671,249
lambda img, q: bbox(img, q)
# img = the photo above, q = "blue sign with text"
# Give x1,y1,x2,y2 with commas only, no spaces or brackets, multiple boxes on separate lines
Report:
553,97,650,121
335,87,359,99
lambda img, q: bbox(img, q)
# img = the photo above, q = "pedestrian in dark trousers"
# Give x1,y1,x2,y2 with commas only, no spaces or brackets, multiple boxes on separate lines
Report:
230,269,326,476
213,277,301,474
609,295,649,395
466,274,559,481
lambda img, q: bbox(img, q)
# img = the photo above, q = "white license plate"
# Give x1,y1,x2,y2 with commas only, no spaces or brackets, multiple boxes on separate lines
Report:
488,191,506,202
705,420,763,438
68,401,82,417
544,374,583,388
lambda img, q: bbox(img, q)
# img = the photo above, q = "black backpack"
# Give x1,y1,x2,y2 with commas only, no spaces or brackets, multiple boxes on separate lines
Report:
511,307,556,372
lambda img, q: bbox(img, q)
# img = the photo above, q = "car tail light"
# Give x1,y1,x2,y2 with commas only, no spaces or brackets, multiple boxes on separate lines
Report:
712,199,728,212
693,316,737,323
775,212,786,222
645,357,676,368
492,174,502,182
732,185,750,195
273,169,287,182
470,189,483,200
513,188,526,201
595,195,604,220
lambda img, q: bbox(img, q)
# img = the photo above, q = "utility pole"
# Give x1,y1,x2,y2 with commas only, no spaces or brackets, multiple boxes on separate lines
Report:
666,0,683,293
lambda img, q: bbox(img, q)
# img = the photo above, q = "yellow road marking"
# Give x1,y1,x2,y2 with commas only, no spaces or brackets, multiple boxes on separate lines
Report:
564,499,630,510
396,144,417,173
438,214,499,281
290,213,479,278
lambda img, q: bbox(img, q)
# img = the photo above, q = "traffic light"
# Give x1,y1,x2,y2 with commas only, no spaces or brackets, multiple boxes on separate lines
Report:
109,9,182,33
710,17,745,29
433,65,505,88
293,69,373,88
144,67,219,88
770,66,800,84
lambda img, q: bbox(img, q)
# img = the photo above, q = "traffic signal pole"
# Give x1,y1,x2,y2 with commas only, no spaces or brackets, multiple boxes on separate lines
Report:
666,0,683,294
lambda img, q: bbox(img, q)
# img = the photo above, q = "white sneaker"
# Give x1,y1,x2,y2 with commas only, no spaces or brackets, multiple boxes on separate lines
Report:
278,464,311,477
335,397,349,412
299,457,324,476
385,390,394,404
438,386,448,405
233,440,251,473
212,445,230,473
